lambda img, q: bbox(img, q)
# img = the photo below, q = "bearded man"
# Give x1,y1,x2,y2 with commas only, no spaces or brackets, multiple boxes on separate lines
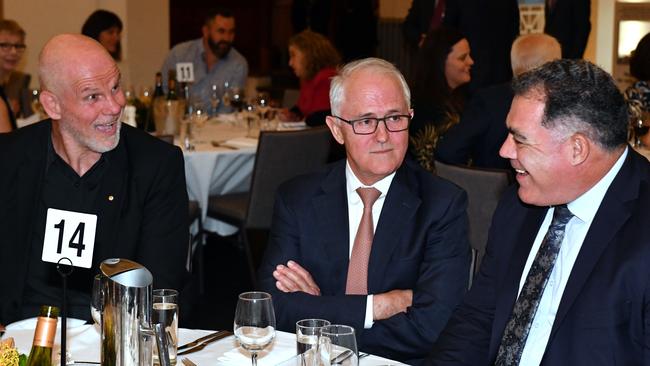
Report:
160,7,248,113
0,34,189,325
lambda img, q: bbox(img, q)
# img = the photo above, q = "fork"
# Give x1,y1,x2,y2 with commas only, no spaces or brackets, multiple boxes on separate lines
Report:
181,358,197,366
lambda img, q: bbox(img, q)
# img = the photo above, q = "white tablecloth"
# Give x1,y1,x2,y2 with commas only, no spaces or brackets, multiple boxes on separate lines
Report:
182,120,257,235
1,324,404,365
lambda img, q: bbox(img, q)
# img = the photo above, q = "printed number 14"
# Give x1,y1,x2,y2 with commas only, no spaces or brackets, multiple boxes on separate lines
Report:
53,219,86,257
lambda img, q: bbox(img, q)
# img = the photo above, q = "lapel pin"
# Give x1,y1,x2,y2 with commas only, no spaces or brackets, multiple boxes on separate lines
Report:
108,195,114,201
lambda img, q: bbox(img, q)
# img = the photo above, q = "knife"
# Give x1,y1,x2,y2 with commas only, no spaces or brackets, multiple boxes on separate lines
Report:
177,331,233,355
178,330,228,351
330,349,354,365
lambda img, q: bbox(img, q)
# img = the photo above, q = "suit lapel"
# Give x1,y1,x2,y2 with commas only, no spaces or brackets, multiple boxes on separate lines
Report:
368,165,420,292
92,136,129,264
548,151,640,340
312,162,350,291
490,204,547,357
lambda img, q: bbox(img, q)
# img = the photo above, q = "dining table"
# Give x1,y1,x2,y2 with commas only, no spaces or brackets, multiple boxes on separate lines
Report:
181,115,258,236
1,319,405,365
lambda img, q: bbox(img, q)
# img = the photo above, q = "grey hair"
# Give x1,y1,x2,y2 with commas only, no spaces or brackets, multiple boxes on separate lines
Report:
510,33,562,76
329,57,411,116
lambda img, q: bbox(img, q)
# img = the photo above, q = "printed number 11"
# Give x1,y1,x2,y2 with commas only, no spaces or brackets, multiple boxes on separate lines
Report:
53,219,86,257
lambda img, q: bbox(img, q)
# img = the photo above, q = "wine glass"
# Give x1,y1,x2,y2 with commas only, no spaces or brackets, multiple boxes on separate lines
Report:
256,92,271,120
233,292,276,366
210,84,221,117
318,325,358,366
632,117,649,148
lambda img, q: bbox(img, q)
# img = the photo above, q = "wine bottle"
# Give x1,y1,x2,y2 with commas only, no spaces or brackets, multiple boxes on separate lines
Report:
167,70,178,101
26,305,59,366
153,72,165,98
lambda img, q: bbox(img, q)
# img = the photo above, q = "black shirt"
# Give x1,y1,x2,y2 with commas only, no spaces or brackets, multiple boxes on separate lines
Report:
22,138,108,320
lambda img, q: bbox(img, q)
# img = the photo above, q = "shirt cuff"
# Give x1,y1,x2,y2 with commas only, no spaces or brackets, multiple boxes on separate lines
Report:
364,294,374,329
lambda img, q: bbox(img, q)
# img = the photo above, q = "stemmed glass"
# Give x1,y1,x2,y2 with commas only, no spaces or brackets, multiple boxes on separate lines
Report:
191,104,209,143
233,292,276,366
633,117,649,148
210,84,221,117
256,92,271,120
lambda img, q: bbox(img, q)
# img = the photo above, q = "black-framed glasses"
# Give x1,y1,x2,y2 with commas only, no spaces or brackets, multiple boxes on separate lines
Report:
333,114,411,135
0,42,26,52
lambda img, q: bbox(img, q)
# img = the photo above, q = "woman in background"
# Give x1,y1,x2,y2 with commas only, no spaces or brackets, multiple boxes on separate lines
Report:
0,20,26,132
283,29,341,126
409,26,473,171
626,33,650,144
82,9,123,61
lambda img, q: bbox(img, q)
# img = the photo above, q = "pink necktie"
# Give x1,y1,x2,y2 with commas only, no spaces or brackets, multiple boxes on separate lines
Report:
346,187,381,295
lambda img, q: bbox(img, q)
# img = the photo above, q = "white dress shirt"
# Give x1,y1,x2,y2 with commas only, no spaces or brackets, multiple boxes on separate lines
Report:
345,161,396,328
518,148,628,365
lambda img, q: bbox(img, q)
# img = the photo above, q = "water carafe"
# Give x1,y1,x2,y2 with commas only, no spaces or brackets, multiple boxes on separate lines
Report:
97,258,171,366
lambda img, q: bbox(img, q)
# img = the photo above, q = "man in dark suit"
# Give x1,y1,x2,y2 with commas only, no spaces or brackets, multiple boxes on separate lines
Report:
258,58,470,364
545,0,591,59
428,59,650,365
0,34,188,324
443,0,520,90
436,33,562,170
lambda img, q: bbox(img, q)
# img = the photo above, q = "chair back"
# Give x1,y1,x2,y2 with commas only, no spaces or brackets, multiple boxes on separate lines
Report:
434,161,512,274
246,126,332,229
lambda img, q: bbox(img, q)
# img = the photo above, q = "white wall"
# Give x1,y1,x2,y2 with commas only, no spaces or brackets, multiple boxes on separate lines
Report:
3,0,169,90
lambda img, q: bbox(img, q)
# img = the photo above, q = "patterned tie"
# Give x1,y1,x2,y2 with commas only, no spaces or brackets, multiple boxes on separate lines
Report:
494,205,574,366
346,187,381,295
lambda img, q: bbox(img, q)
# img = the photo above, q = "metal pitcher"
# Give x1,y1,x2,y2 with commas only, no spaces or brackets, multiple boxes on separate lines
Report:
98,258,171,366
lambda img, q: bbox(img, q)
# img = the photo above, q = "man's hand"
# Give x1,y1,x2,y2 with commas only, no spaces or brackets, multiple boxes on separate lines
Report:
373,289,413,321
273,260,321,296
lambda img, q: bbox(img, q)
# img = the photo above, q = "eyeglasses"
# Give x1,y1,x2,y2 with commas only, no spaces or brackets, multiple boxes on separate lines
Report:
0,42,26,52
333,114,411,135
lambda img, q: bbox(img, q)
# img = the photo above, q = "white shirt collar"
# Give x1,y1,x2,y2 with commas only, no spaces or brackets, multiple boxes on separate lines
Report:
345,160,395,202
567,147,628,224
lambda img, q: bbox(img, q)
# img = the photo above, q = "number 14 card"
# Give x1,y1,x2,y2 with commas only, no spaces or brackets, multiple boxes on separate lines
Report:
42,208,98,268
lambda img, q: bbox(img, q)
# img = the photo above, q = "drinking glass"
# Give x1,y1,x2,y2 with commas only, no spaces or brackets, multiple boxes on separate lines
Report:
210,84,221,117
234,292,276,366
318,325,358,366
152,289,179,366
90,274,102,324
296,319,330,366
191,104,209,143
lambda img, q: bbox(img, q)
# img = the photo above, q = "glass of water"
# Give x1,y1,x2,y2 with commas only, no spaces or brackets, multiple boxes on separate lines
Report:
296,319,330,366
234,292,276,366
318,325,358,366
152,289,179,365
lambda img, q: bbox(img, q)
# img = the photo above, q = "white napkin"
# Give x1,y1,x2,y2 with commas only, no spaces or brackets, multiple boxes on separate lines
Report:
217,331,295,366
223,137,258,149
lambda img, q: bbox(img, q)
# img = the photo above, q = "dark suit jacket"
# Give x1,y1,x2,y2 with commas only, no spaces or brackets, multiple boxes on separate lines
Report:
429,149,650,365
444,0,519,90
0,120,189,324
403,0,437,48
435,82,512,170
258,159,471,364
545,0,591,59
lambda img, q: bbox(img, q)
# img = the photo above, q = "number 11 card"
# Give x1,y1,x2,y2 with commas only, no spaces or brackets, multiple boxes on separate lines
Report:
42,208,98,268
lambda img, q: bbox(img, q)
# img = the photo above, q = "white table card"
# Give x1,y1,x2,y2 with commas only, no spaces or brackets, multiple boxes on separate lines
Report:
42,208,97,268
176,62,195,83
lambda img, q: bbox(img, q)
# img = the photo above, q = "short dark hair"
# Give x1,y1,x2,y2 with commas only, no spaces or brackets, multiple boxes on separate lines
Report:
204,7,235,26
630,32,650,81
513,59,628,150
81,9,122,61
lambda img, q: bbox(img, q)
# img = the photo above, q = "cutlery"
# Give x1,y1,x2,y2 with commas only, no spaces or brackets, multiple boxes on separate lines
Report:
211,141,238,150
178,330,227,351
177,330,232,355
330,349,353,365
181,358,197,366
